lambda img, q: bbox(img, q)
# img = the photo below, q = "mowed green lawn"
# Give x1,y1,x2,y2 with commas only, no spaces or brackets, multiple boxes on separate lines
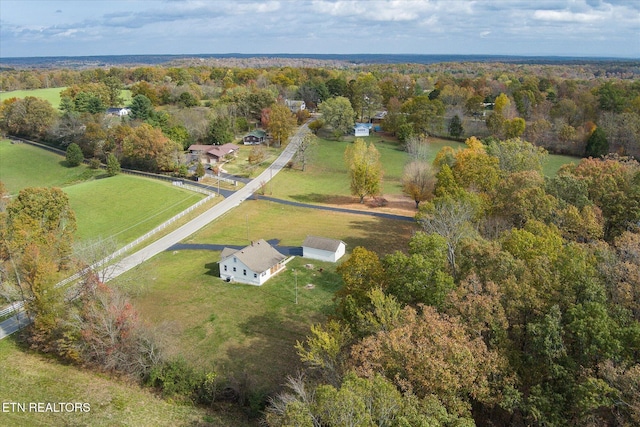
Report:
0,139,98,193
65,174,205,244
114,199,416,395
0,87,66,109
1,139,206,244
0,87,132,110
0,339,250,427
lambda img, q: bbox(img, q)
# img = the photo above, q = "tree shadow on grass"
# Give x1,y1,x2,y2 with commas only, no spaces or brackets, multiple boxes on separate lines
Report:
222,312,310,397
343,218,417,256
290,193,355,205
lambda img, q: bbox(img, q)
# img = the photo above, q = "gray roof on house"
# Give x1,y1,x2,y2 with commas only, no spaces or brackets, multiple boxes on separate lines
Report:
245,130,267,138
302,236,345,253
220,239,286,273
188,143,239,158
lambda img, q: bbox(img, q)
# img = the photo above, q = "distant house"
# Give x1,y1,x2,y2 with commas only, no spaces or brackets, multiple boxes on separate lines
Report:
284,99,306,113
302,236,346,263
219,239,287,285
243,130,267,145
188,143,239,164
106,107,131,117
371,111,387,123
354,123,372,137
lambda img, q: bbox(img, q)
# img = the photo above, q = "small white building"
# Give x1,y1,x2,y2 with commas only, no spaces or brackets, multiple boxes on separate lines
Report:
284,99,306,113
219,239,287,286
302,236,346,263
354,123,372,137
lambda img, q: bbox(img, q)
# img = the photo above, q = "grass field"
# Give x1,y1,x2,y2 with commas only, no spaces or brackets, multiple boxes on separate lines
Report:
0,139,99,193
0,339,252,427
0,88,132,110
65,174,205,244
113,199,416,396
1,139,206,244
0,88,66,109
270,133,579,206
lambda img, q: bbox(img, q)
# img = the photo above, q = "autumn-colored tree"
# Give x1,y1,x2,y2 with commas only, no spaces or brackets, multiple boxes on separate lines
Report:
60,83,111,110
319,96,356,139
130,81,159,105
402,160,435,208
335,246,386,322
564,156,640,240
492,170,557,228
118,123,181,172
344,138,383,203
74,282,162,378
4,187,77,268
295,320,352,385
0,96,58,138
451,137,500,193
401,95,445,136
267,103,297,147
307,118,324,134
486,137,547,174
350,305,505,417
349,73,382,121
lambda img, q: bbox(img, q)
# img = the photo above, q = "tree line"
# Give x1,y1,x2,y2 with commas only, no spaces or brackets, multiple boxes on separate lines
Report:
1,60,638,176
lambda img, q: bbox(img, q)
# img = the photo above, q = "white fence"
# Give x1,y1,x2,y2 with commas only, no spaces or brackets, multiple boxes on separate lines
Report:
0,192,216,319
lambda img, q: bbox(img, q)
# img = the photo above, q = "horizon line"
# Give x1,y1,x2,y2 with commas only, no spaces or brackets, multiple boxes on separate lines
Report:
1,52,638,61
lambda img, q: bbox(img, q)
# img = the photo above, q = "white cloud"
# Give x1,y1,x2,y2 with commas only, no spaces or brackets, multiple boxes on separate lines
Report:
533,9,602,23
0,0,637,57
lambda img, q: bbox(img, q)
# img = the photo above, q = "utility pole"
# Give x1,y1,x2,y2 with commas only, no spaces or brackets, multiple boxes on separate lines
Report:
293,268,298,305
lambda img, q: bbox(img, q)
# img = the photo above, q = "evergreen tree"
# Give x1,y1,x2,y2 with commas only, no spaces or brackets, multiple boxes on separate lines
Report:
65,143,84,167
448,114,464,138
106,153,121,176
585,127,609,158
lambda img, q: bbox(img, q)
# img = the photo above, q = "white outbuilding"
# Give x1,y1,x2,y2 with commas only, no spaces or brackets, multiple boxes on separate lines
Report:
302,236,346,263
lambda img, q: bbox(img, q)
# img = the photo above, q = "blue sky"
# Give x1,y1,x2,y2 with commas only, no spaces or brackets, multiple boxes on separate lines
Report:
1,0,638,58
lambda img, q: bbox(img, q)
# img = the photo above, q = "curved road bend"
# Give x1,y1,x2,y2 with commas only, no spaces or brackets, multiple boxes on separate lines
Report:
0,125,308,339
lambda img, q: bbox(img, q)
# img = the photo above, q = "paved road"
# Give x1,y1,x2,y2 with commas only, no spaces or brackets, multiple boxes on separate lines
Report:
0,125,308,339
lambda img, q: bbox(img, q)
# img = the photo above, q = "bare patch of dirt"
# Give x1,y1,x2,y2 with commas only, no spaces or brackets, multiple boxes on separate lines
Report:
324,194,418,218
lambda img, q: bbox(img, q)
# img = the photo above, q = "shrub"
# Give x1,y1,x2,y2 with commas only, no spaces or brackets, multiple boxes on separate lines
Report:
65,143,84,167
89,157,101,169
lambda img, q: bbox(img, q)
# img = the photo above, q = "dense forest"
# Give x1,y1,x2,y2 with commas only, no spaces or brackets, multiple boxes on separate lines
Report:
1,58,640,426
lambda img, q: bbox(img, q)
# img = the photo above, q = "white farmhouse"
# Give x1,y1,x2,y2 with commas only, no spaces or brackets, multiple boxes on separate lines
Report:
302,236,346,263
219,239,287,286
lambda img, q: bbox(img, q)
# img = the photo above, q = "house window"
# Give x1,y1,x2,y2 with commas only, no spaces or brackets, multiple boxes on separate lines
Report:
233,267,236,272
233,258,236,263
254,273,257,278
243,269,247,276
224,265,227,271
